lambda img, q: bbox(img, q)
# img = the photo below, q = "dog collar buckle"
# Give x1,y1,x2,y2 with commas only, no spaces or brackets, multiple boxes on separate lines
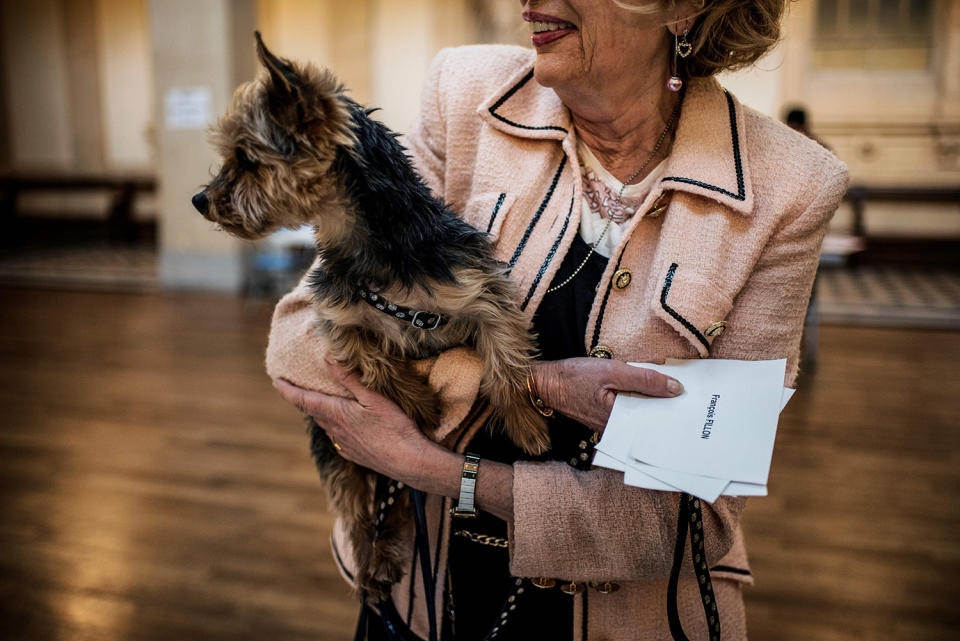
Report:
411,310,442,331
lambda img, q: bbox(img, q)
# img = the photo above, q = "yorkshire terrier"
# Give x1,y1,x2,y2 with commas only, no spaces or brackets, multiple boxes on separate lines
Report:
192,34,549,602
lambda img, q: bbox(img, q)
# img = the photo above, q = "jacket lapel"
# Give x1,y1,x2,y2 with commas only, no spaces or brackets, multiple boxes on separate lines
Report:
659,78,755,217
477,64,570,141
476,61,759,356
479,65,754,216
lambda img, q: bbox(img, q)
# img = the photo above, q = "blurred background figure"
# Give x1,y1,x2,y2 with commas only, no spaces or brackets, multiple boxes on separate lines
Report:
0,2,957,641
784,105,831,150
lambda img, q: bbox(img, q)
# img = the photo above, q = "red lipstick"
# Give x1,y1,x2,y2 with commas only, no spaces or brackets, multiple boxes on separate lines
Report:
523,11,577,48
531,29,575,47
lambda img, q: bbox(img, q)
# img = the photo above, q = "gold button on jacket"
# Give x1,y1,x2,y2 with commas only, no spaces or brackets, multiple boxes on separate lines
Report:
589,581,620,594
560,581,584,595
644,192,669,218
613,269,632,290
705,321,728,337
589,345,614,359
530,577,556,589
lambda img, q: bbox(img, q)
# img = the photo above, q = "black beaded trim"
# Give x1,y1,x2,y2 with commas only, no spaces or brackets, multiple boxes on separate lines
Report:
487,193,507,233
508,155,568,270
667,494,721,641
589,245,628,352
660,263,710,352
568,433,598,470
710,565,752,577
662,92,745,202
488,70,568,133
374,479,404,528
521,193,574,310
690,498,721,640
481,578,527,641
358,288,448,330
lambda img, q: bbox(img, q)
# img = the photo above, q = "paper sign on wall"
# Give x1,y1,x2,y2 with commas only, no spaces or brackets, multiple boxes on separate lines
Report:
164,87,212,130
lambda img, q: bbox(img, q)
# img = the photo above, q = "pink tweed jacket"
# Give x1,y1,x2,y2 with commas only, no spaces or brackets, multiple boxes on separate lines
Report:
265,45,849,641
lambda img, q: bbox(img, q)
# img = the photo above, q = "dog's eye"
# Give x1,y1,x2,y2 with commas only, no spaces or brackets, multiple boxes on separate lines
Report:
235,148,260,172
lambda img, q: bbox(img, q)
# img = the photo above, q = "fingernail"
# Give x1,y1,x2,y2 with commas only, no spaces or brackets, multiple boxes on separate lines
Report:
667,379,683,395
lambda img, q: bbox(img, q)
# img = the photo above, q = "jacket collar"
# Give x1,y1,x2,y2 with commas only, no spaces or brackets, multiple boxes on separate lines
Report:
477,59,755,216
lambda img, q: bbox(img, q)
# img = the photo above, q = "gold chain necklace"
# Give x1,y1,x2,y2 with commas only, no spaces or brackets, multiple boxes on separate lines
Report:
546,99,682,295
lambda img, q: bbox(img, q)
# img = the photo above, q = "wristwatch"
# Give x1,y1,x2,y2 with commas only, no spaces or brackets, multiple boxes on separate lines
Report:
451,453,480,518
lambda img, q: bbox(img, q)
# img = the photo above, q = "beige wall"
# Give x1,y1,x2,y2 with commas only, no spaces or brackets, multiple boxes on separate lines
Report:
63,0,107,172
370,0,435,132
256,0,372,103
257,0,437,130
715,1,960,237
0,0,153,172
95,0,154,171
0,0,73,169
779,0,959,187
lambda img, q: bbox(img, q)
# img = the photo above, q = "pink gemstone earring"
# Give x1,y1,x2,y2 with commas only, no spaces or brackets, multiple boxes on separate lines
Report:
667,28,692,92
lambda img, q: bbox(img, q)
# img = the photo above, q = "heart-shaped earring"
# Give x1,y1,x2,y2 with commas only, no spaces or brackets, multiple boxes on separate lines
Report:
677,29,693,58
667,26,691,92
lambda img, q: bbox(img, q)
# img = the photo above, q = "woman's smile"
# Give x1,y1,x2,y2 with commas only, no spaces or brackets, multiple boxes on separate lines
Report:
523,10,578,47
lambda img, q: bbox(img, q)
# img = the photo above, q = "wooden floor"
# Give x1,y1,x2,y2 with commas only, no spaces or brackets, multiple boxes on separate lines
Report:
0,287,957,641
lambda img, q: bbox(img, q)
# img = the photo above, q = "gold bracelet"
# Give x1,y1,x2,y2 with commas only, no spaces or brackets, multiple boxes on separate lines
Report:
526,372,554,418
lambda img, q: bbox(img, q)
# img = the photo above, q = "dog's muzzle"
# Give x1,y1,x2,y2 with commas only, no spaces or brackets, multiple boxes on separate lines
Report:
192,191,210,216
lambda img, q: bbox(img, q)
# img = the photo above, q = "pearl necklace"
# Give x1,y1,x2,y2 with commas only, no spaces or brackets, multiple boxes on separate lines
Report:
546,99,682,295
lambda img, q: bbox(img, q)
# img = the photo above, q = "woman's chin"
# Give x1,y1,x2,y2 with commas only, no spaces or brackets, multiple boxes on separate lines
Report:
532,55,577,90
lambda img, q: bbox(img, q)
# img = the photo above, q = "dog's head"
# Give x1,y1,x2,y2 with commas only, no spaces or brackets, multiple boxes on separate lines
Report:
192,32,355,240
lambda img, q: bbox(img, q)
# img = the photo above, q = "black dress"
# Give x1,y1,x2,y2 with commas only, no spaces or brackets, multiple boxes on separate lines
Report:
442,234,608,641
364,235,608,641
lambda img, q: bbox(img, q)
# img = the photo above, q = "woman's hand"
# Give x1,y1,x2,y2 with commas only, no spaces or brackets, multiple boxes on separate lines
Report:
533,358,683,433
273,360,433,482
274,361,516,520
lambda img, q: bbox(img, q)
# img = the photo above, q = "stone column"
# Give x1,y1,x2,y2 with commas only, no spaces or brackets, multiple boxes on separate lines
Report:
148,0,255,291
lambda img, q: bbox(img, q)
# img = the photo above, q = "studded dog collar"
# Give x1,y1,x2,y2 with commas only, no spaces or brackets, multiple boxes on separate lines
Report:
357,288,449,330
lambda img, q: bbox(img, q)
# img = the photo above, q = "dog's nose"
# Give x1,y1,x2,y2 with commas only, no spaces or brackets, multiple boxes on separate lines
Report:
192,191,209,214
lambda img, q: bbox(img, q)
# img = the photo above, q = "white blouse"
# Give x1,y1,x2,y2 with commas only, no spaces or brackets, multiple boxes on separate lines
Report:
576,140,666,259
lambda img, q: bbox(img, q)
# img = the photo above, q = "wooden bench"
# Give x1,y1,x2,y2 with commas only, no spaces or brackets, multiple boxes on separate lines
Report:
804,185,960,370
845,185,960,238
0,172,156,244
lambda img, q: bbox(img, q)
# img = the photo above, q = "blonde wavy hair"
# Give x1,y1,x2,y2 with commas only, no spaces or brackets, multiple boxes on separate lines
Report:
614,0,788,77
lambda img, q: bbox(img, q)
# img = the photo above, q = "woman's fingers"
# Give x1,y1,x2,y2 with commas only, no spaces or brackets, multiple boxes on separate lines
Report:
323,358,380,406
610,362,683,397
274,378,355,424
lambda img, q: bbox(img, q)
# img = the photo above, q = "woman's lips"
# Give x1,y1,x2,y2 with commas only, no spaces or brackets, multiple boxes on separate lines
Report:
531,28,575,47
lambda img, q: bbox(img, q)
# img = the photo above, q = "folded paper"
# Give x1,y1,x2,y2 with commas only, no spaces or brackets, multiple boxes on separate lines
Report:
595,359,791,503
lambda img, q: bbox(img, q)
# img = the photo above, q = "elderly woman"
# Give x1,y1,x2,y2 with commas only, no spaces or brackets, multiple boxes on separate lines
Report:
269,1,848,639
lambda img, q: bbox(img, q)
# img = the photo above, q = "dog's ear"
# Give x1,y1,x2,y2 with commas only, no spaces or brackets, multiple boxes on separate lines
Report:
255,31,346,141
255,31,306,130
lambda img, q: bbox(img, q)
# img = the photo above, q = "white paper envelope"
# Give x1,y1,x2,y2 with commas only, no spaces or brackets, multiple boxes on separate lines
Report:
622,466,682,492
723,481,768,497
595,391,646,469
625,359,786,485
625,463,729,503
597,362,793,501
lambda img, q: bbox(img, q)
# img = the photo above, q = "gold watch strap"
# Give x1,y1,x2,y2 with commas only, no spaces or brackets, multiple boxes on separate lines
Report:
451,453,480,518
